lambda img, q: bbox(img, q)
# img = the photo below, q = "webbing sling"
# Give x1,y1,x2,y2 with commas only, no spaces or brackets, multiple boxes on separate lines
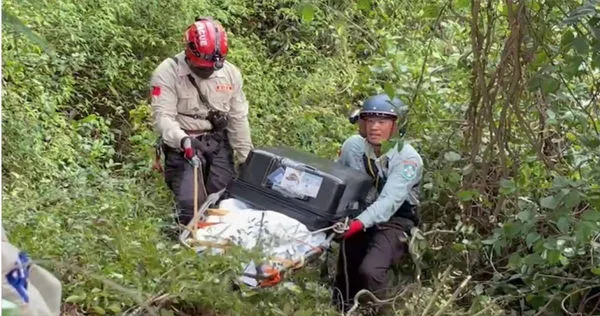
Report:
362,155,386,193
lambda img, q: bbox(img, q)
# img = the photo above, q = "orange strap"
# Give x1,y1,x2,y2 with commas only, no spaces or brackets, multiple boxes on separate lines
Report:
259,266,282,287
152,150,164,173
197,222,221,229
152,138,164,173
152,159,164,173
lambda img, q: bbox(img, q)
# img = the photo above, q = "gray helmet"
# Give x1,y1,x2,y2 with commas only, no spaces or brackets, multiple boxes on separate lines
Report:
359,94,409,136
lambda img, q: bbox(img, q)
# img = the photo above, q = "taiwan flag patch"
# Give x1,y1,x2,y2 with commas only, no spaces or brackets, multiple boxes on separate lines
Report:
151,86,161,97
5,251,31,303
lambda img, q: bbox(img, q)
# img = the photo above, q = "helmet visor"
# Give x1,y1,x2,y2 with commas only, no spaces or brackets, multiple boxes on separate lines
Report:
359,111,397,120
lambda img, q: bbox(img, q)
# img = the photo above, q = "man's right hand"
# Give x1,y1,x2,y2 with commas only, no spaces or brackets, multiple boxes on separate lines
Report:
181,136,203,160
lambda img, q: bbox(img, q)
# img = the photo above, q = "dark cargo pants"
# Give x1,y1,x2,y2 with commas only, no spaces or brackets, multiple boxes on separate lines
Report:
332,219,412,313
163,132,235,226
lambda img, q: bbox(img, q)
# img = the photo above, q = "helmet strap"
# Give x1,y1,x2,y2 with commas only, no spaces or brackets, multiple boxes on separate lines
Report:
213,22,223,70
391,121,399,139
358,119,367,138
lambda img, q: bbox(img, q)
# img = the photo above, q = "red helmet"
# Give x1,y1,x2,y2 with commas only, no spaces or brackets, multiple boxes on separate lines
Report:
184,17,228,69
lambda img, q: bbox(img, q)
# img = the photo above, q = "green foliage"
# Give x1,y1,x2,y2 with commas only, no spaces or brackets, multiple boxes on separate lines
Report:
1,7,54,53
1,0,369,314
480,174,599,314
3,0,599,315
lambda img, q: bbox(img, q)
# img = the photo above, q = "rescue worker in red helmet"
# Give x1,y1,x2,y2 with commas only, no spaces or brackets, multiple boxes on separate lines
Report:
149,17,253,226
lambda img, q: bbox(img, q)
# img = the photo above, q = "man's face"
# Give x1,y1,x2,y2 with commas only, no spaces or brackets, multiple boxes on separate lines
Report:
364,116,396,145
185,57,215,78
190,65,215,78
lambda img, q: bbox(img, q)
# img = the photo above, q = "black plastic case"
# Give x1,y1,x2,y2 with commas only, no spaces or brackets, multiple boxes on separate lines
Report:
227,147,373,230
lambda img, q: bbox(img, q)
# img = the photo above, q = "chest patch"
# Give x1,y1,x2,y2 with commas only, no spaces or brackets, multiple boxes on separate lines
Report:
216,84,233,92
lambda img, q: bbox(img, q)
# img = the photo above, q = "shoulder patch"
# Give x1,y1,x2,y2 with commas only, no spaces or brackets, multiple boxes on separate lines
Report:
151,86,161,97
5,251,31,303
400,159,419,181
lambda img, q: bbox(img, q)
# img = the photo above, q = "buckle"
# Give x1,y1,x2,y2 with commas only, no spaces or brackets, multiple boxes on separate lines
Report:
192,114,200,119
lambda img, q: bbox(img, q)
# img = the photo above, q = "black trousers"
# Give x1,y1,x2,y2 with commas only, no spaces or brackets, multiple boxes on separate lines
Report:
163,131,235,226
332,219,410,312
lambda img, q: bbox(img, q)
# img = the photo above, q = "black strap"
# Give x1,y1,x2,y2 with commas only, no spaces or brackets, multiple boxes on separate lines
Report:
177,112,205,120
362,155,386,193
169,55,214,120
186,74,215,111
362,155,377,179
170,55,213,110
185,73,230,132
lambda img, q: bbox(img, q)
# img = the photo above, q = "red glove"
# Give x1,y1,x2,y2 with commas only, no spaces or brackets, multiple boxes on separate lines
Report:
181,137,202,160
184,148,194,160
343,220,364,239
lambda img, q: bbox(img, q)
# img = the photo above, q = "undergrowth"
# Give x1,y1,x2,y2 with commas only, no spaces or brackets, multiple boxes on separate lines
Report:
2,0,599,315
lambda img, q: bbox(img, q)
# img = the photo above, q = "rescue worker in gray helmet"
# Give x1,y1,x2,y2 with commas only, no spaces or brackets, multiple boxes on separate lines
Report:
332,93,423,313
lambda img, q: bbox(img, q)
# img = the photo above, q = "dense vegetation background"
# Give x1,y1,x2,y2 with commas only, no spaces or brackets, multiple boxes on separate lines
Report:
2,0,599,315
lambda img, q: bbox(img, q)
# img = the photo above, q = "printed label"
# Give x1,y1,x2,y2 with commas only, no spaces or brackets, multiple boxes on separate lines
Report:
278,167,323,198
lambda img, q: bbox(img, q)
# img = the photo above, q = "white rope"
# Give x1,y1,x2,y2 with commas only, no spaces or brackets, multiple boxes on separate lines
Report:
310,218,350,235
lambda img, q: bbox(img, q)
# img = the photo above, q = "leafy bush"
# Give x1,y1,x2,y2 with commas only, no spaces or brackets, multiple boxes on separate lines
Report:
2,0,599,315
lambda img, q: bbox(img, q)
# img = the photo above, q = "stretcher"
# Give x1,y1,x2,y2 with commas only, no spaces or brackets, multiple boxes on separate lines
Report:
178,189,347,289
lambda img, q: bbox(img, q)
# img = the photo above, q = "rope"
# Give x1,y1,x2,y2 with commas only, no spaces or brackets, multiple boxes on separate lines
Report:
193,165,198,236
345,288,409,316
185,155,205,235
342,238,350,310
310,218,350,235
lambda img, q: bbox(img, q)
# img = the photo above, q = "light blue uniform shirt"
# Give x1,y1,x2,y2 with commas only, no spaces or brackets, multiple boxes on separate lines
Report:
337,134,423,229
